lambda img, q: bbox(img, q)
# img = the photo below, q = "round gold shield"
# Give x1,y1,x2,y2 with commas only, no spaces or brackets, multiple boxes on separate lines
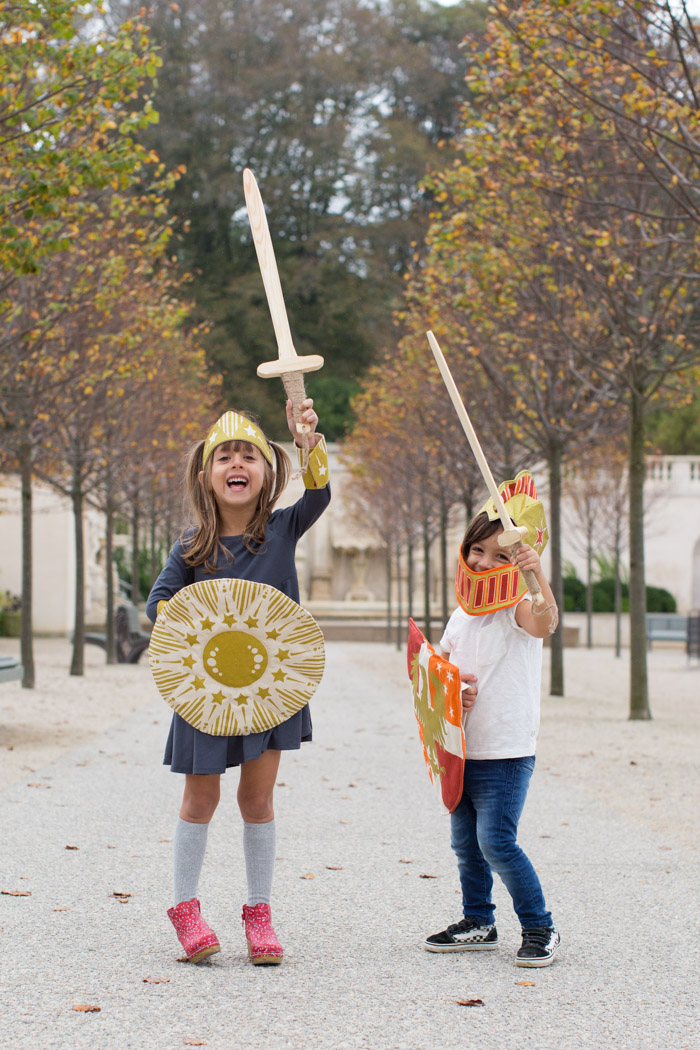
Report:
149,579,325,736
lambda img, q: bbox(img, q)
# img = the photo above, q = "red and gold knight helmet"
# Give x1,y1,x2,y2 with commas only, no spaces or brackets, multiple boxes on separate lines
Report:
455,470,549,617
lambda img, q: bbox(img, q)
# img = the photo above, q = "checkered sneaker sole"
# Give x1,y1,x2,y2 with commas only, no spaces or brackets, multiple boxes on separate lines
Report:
424,917,498,953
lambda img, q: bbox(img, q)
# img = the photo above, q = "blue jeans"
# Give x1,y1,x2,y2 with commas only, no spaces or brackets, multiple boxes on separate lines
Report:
450,756,552,929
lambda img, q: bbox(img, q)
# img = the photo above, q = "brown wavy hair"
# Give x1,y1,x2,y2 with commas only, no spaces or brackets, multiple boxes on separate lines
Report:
460,511,504,561
180,434,291,573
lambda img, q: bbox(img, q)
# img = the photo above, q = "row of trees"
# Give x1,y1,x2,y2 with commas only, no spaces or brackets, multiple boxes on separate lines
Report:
0,1,219,686
345,0,700,720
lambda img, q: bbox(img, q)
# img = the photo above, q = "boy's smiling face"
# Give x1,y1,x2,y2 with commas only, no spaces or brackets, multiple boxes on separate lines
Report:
466,528,513,573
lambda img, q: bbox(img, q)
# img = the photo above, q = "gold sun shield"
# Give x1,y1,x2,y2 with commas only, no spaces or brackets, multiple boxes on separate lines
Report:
149,579,325,736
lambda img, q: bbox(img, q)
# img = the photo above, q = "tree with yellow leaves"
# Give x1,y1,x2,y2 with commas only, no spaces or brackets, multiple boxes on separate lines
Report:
409,1,700,716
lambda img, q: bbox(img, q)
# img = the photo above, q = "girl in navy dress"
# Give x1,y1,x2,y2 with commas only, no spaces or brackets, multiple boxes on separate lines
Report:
147,399,329,965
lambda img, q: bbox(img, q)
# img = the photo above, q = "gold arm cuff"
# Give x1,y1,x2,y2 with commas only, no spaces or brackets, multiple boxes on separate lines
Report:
298,435,329,489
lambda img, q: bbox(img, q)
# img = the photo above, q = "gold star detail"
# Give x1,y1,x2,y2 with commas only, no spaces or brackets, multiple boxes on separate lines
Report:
192,676,205,690
266,628,280,640
211,690,225,705
276,648,289,661
182,654,196,669
244,615,258,628
186,633,199,646
272,669,286,682
257,687,271,699
234,693,249,706
223,613,237,627
200,617,214,631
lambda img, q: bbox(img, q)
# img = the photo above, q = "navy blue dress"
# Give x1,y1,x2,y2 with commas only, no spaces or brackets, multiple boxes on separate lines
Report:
147,485,330,774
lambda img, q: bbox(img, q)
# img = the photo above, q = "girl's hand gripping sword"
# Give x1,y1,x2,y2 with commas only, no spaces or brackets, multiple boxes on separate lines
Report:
426,330,546,612
243,169,323,467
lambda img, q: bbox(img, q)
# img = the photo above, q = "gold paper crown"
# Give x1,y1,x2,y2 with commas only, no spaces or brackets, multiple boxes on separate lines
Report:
202,411,273,467
479,470,549,555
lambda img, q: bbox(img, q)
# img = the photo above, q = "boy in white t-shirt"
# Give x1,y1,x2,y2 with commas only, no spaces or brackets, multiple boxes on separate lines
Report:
423,472,561,968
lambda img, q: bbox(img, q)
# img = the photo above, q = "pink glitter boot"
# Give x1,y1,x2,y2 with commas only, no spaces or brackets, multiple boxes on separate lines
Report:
241,903,283,965
167,898,220,963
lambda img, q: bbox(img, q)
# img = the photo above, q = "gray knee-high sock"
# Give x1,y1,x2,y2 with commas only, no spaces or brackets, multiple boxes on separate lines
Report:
173,817,209,907
243,820,276,906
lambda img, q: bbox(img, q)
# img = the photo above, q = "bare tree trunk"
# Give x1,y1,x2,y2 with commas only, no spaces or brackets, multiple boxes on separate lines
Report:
628,390,651,719
586,534,593,649
149,497,158,588
105,465,116,665
130,498,140,606
422,517,431,643
385,544,392,645
548,444,564,696
440,498,449,628
396,543,403,650
19,433,35,689
407,540,414,622
70,463,85,678
614,522,622,659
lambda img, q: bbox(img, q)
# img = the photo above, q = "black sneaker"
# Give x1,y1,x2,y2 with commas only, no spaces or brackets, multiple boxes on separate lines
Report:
423,917,498,953
515,925,560,967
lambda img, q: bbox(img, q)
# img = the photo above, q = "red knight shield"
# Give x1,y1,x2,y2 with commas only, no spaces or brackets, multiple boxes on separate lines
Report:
406,618,465,813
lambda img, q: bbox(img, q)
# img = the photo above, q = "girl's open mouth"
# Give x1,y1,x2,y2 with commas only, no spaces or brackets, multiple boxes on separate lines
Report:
227,476,249,490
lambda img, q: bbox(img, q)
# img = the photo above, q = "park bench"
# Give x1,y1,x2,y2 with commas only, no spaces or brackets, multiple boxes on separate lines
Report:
85,603,151,664
0,655,22,683
645,613,687,648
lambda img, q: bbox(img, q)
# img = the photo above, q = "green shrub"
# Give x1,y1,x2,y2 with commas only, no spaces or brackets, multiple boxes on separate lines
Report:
562,575,676,613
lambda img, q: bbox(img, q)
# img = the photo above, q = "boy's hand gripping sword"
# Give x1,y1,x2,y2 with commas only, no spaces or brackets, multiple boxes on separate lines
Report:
426,330,546,611
243,169,323,465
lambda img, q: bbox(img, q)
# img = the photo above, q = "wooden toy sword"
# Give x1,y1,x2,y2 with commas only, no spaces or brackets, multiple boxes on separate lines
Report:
426,330,546,610
243,169,323,464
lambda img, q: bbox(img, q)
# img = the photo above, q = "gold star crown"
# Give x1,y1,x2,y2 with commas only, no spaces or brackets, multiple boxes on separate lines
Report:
202,411,274,467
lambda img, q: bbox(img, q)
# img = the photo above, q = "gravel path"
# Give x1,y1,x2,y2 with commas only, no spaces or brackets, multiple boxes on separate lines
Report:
0,639,697,1050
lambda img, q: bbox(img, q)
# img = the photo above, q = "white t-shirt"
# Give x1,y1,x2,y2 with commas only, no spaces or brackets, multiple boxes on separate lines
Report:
439,597,542,760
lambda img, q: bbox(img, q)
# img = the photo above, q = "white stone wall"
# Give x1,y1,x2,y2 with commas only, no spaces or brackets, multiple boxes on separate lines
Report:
0,476,106,634
3,450,698,633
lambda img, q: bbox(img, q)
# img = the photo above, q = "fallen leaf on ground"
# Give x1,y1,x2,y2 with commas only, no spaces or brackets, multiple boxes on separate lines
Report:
399,859,413,864
348,781,357,787
339,820,350,824
1,889,31,897
73,1004,101,1013
659,845,671,851
143,976,170,984
300,872,315,879
112,892,132,898
326,865,343,870
27,782,49,788
455,999,484,1007
516,980,536,987
53,907,71,912
419,874,438,879
65,845,79,850
183,1039,207,1046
